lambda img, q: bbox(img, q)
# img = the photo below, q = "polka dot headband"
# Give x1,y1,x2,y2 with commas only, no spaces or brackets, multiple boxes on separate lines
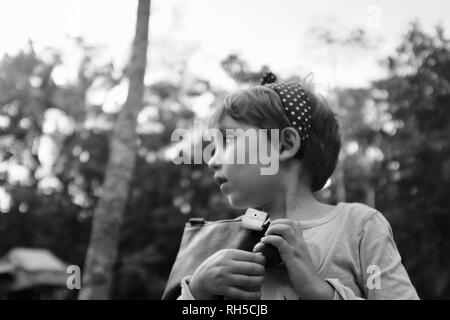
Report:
260,72,312,141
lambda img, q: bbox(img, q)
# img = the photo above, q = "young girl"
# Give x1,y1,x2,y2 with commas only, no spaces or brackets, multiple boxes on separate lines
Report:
178,73,419,300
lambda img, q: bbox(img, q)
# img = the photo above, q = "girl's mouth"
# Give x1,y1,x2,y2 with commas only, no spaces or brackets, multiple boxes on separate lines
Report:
219,183,228,193
214,175,228,187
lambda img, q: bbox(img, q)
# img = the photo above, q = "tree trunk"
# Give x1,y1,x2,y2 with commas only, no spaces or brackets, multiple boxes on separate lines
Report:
79,0,151,300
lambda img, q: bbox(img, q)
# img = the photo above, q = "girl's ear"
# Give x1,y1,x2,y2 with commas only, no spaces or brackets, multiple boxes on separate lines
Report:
279,127,301,161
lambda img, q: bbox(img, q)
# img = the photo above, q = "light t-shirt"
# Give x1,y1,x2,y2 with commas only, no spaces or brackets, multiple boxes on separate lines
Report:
178,202,419,300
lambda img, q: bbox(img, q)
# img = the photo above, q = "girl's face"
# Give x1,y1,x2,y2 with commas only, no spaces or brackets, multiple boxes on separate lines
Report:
207,114,284,209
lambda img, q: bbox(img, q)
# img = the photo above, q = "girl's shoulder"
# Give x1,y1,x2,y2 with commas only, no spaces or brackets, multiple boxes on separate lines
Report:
335,202,391,235
338,201,379,218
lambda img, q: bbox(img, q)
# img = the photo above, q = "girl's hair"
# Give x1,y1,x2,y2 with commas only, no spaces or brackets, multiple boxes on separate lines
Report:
206,83,341,192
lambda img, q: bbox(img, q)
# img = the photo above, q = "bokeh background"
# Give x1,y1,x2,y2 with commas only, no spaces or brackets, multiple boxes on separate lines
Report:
0,0,449,299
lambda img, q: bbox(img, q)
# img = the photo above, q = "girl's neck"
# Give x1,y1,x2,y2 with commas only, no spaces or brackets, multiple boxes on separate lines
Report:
259,182,332,222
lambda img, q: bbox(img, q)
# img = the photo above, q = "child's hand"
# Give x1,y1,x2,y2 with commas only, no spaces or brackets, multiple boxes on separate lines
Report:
189,249,266,300
254,219,334,299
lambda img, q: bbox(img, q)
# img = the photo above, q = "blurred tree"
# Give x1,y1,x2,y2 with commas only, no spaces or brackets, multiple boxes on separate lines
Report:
221,54,270,85
0,37,117,279
0,20,237,300
335,87,387,207
307,24,383,203
373,22,450,299
79,0,151,300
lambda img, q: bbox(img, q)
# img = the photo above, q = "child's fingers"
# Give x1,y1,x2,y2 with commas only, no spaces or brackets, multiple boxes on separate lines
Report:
227,249,266,265
229,261,266,276
270,219,300,228
271,219,303,236
252,242,265,253
227,274,265,288
261,235,290,255
265,224,297,244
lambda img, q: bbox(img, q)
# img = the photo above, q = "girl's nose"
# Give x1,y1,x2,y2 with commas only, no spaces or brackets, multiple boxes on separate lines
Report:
207,149,222,171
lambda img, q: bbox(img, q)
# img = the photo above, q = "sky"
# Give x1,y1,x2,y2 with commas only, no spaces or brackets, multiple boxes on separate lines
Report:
0,0,449,90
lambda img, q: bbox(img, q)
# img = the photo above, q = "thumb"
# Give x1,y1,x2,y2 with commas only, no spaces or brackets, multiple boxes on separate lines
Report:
252,242,265,253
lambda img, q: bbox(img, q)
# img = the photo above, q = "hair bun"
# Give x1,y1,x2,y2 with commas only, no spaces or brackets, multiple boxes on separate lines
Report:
260,72,277,85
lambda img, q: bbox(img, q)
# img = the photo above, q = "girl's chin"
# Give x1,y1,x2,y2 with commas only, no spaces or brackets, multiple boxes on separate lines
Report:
226,194,258,209
221,184,265,208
